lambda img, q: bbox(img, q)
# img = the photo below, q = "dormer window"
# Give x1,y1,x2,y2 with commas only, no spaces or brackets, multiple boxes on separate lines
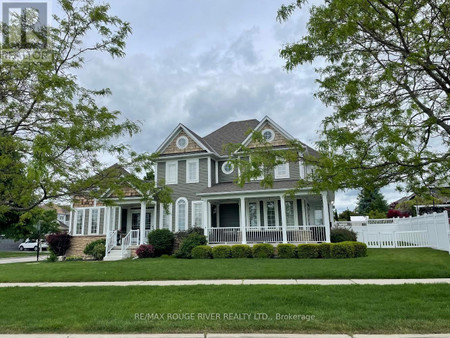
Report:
176,136,188,149
222,162,234,175
262,129,275,142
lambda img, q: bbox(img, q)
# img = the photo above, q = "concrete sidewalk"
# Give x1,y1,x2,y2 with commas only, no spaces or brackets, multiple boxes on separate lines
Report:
0,278,449,287
0,255,47,265
0,334,449,337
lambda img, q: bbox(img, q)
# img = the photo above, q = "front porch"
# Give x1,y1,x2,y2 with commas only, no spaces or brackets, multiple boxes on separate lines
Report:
201,190,333,245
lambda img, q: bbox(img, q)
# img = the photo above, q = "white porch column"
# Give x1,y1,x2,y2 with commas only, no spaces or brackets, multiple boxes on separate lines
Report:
240,197,247,244
140,201,146,245
280,195,288,243
105,206,111,233
203,199,209,237
153,203,157,230
322,191,331,243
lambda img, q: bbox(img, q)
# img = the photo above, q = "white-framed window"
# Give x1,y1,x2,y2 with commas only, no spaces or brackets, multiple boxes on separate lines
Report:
262,128,275,142
247,201,260,228
186,159,199,183
222,161,234,175
165,161,178,184
175,198,188,231
192,201,204,228
299,160,306,179
160,203,172,230
75,209,84,235
89,208,99,234
176,136,188,149
285,201,295,226
266,200,278,228
275,162,290,179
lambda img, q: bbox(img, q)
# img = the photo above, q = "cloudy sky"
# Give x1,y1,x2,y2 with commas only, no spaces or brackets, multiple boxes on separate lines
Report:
57,0,403,212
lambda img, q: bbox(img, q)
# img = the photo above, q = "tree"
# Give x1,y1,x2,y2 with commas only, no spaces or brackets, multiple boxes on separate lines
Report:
274,0,450,192
356,188,388,216
0,0,171,235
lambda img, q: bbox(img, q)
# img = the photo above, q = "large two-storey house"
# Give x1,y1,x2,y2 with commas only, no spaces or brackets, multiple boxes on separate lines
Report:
68,116,334,259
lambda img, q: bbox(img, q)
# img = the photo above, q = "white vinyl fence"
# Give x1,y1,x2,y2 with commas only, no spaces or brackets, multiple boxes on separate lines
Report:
336,211,450,253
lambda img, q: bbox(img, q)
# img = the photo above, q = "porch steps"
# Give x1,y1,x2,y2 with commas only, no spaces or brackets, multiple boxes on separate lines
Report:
103,246,125,261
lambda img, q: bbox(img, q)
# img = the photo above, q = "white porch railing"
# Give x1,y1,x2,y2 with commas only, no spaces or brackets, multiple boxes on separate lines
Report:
121,230,140,258
105,230,117,257
208,227,241,244
207,225,327,244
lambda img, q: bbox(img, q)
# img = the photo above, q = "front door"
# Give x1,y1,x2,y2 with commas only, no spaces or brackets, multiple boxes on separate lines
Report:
131,211,152,230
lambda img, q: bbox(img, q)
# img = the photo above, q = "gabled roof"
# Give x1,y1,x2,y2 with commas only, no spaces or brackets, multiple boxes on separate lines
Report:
155,123,215,154
203,119,259,155
156,116,319,158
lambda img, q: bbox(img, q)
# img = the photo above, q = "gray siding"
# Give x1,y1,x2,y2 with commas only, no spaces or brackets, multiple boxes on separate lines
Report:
218,160,237,183
157,158,209,231
289,161,300,180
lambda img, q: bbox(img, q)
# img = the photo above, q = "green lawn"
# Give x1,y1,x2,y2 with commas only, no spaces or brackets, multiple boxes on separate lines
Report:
0,251,47,259
0,248,449,282
0,284,448,333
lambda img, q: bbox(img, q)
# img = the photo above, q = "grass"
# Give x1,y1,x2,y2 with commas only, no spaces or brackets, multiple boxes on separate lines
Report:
0,248,449,282
0,251,47,259
0,284,448,333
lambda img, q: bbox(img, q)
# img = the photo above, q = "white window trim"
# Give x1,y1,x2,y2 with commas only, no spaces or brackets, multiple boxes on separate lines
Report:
191,201,204,228
165,161,178,185
275,162,290,179
175,197,188,232
75,209,85,235
246,200,261,228
159,203,173,231
263,200,279,229
88,208,99,235
299,160,306,179
176,135,189,149
186,159,199,183
221,161,234,175
262,128,275,142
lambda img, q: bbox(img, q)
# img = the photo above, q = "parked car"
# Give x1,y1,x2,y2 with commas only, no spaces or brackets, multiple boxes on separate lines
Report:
18,239,48,251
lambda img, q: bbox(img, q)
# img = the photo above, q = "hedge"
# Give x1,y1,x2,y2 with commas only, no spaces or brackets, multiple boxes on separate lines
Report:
175,233,207,258
330,242,354,258
83,239,106,257
353,242,368,257
318,243,332,258
276,244,297,258
191,245,212,259
212,245,231,259
252,243,274,258
297,244,320,258
231,244,252,258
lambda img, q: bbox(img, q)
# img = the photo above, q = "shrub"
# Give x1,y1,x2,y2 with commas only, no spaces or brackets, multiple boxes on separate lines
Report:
46,233,72,256
175,233,207,258
174,227,204,252
331,242,354,258
212,245,231,259
136,244,155,259
160,254,175,259
191,245,212,259
46,250,57,262
330,228,357,243
91,243,106,260
231,244,252,258
387,209,410,218
276,244,297,258
353,242,368,257
297,244,320,258
252,243,274,258
318,243,332,258
65,255,83,261
83,239,106,256
148,229,175,256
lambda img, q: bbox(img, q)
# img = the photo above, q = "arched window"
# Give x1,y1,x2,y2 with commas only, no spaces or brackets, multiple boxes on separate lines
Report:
176,198,188,231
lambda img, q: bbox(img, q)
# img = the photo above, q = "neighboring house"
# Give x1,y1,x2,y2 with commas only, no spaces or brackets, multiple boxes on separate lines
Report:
390,186,450,215
68,116,335,259
42,204,70,233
